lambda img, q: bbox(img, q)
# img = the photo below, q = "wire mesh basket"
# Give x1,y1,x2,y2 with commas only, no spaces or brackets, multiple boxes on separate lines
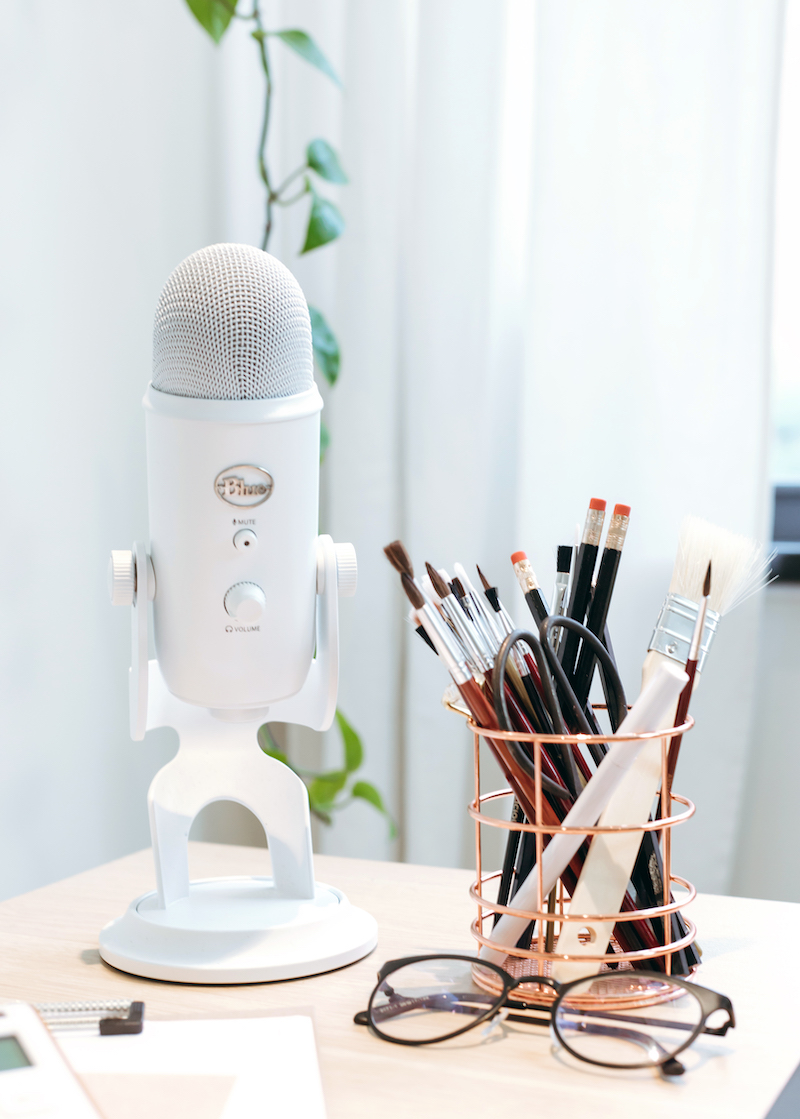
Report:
461,709,698,1008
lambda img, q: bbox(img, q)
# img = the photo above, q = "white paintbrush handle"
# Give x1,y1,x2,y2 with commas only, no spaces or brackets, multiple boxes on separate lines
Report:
549,735,667,981
550,652,697,981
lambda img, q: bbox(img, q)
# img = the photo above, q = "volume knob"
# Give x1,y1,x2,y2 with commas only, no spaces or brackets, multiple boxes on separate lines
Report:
334,543,358,598
224,582,266,622
108,550,135,606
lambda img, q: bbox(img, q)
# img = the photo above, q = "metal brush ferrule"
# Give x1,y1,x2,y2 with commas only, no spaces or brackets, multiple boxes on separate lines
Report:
418,604,470,684
442,596,490,673
605,512,629,551
498,605,516,634
469,594,503,651
551,576,569,615
513,558,539,593
583,507,605,547
648,592,720,673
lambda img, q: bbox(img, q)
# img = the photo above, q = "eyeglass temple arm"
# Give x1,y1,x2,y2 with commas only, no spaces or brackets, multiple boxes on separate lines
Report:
557,1004,735,1036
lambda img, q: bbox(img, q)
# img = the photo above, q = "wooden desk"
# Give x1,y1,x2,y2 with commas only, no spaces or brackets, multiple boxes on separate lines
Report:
0,843,798,1118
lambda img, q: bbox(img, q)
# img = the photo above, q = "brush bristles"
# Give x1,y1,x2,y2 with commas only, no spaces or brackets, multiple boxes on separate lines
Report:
401,572,425,610
425,563,450,600
670,516,771,614
476,565,493,592
384,540,414,578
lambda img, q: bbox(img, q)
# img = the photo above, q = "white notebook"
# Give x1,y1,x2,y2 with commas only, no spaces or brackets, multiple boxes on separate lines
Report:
58,1016,326,1119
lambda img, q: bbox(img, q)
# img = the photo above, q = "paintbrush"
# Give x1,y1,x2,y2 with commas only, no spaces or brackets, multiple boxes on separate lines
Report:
556,522,770,980
424,564,492,674
399,573,569,805
383,540,437,652
666,560,711,794
643,515,771,689
550,545,573,650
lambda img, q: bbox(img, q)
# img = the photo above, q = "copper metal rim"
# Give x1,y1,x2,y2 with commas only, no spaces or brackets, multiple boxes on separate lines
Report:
464,711,693,745
470,869,697,926
469,787,696,835
470,958,699,1009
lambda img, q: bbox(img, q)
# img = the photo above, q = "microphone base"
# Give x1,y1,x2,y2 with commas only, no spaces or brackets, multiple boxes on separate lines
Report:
99,875,378,985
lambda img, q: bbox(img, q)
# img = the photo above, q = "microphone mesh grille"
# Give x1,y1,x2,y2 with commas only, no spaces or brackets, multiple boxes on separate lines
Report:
152,243,314,400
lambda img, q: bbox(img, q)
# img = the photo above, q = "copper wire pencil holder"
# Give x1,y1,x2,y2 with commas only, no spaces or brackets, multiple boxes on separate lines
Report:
463,711,698,1007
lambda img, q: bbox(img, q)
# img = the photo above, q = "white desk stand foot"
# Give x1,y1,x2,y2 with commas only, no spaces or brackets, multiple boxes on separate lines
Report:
100,538,377,984
99,874,378,984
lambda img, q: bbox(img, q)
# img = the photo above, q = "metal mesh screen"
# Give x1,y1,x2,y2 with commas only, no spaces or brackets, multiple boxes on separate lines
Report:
152,243,314,400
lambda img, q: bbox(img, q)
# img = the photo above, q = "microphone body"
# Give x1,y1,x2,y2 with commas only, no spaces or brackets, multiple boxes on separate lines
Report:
145,386,321,710
141,241,328,714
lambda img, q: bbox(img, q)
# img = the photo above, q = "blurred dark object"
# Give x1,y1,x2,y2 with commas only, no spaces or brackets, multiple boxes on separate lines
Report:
772,487,800,582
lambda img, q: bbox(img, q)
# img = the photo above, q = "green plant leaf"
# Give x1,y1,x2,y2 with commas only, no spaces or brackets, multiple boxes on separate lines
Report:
271,30,342,86
352,782,397,838
301,190,345,254
308,770,348,807
308,305,340,386
320,420,330,462
306,139,348,185
257,724,289,766
185,0,236,44
351,780,385,811
336,709,363,773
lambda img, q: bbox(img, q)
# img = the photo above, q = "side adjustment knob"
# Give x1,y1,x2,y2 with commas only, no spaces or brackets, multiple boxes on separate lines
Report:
334,543,358,598
108,550,135,606
224,582,266,622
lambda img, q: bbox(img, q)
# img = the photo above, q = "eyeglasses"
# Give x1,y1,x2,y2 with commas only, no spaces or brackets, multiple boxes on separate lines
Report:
354,954,735,1076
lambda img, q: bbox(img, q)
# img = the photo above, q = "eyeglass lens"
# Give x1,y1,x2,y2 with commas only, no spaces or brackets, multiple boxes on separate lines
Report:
553,972,704,1068
370,958,504,1043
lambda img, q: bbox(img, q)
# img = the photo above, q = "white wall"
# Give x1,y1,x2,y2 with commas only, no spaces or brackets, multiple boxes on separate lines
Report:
732,585,800,901
0,1,222,900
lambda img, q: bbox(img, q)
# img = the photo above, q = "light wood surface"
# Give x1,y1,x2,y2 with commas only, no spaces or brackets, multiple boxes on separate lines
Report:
0,843,797,1118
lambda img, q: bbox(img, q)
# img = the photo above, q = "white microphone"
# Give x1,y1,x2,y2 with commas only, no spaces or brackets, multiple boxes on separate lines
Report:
101,245,377,984
111,242,355,721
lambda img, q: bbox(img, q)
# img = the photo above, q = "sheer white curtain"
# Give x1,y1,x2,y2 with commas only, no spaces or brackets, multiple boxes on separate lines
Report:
0,0,220,900
517,0,784,893
232,0,785,891
0,1,784,906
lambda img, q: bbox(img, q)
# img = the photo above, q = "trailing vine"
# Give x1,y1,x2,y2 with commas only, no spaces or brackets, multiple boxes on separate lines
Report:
185,0,393,836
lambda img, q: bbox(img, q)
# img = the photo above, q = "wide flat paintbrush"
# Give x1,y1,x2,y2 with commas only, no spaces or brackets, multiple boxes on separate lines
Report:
556,521,769,979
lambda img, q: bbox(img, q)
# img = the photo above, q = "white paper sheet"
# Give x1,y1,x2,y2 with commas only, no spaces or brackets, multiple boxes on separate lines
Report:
58,1016,326,1119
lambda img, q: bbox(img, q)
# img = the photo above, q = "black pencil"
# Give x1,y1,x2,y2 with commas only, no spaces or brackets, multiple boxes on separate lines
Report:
572,504,630,706
559,498,606,682
510,551,550,627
